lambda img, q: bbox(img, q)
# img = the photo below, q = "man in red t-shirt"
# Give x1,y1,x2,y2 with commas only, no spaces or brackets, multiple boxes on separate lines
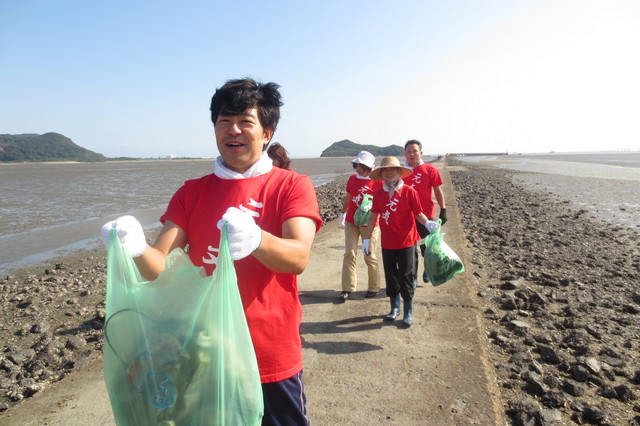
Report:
101,78,321,425
403,140,447,284
361,156,430,327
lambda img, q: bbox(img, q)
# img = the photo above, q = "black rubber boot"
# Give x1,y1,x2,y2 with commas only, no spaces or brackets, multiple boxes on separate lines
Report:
403,298,414,327
384,295,401,321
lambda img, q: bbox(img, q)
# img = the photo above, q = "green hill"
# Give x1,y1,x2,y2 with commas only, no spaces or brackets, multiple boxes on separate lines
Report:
320,139,404,157
0,133,107,162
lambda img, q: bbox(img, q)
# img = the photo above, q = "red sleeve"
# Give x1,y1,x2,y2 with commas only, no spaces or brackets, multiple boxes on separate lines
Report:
160,183,189,231
430,166,443,187
371,188,384,214
345,174,357,195
281,173,323,232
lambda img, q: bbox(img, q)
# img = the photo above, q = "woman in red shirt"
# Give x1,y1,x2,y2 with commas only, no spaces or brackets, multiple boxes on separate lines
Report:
361,156,430,327
339,151,382,300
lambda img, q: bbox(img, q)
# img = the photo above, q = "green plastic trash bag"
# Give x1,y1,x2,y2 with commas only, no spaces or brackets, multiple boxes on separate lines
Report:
421,219,465,286
354,193,373,226
104,225,263,425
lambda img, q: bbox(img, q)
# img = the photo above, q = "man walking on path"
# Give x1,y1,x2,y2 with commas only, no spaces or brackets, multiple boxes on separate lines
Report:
403,139,447,284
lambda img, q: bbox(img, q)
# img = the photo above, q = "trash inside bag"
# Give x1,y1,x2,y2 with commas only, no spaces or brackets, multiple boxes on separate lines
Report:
354,193,373,226
421,219,465,286
104,225,263,425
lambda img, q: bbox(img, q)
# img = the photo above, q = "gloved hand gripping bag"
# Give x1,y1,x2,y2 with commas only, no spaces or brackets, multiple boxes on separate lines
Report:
104,225,263,425
421,219,465,286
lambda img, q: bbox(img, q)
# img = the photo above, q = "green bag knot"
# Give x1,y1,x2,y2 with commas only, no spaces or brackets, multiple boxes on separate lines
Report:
354,193,373,226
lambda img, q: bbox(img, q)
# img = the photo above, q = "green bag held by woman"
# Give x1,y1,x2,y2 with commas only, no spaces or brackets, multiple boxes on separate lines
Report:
354,193,373,226
104,225,263,426
421,219,465,286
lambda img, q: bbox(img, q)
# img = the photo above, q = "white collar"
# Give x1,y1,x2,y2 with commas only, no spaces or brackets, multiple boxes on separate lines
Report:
403,159,423,169
213,152,273,179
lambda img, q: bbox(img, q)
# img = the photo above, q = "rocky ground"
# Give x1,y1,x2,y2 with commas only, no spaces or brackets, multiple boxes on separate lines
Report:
448,158,640,425
2,162,639,425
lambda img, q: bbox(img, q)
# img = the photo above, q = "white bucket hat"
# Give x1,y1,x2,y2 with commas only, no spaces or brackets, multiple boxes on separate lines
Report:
351,151,375,169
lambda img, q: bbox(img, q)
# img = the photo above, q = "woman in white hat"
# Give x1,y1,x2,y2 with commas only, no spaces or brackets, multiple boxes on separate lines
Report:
338,151,382,301
361,156,430,326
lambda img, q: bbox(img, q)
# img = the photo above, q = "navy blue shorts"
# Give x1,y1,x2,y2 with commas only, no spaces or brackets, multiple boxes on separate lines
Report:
261,370,309,426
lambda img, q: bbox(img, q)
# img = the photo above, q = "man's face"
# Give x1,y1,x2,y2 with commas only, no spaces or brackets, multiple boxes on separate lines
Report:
382,167,401,183
404,143,422,167
215,107,273,173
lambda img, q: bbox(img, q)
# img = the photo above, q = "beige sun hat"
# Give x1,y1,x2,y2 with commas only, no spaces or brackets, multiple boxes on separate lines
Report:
369,156,413,181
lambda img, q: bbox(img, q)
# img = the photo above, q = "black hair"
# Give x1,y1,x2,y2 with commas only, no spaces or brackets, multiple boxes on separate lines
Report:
404,139,422,150
210,78,283,132
352,162,372,173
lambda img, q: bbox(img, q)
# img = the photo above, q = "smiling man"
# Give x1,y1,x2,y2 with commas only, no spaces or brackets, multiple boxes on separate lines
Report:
102,78,322,425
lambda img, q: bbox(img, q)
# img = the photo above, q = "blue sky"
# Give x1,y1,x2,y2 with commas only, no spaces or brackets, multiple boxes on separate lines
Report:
2,0,639,158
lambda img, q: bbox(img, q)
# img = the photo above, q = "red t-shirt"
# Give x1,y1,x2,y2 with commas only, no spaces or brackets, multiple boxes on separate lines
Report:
402,163,443,218
370,185,422,249
160,167,322,383
345,174,382,225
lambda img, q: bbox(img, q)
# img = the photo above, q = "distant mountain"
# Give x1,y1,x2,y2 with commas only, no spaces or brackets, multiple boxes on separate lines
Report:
320,139,404,157
0,133,107,162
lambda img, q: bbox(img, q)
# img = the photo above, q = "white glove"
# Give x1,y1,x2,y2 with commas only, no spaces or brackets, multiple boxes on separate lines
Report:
100,215,147,258
340,212,346,227
362,239,371,256
425,220,441,234
217,207,262,260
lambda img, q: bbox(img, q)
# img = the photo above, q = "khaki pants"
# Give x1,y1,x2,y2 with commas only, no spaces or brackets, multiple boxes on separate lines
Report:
341,222,380,292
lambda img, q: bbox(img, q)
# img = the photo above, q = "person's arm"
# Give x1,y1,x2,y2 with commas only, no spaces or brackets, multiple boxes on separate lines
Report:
434,186,446,209
416,212,429,226
362,212,378,240
340,193,349,226
341,193,350,214
361,212,378,255
252,216,317,275
134,220,187,280
434,185,448,224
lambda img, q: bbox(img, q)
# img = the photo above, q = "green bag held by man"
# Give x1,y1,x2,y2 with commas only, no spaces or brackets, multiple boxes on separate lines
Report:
104,225,263,425
421,219,465,286
354,193,373,226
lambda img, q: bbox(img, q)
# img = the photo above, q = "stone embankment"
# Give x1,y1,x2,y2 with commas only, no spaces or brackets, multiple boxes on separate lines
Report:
448,158,640,425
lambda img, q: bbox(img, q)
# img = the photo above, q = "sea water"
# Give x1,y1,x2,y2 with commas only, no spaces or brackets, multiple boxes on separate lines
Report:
0,157,354,274
457,152,640,232
3,153,638,275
